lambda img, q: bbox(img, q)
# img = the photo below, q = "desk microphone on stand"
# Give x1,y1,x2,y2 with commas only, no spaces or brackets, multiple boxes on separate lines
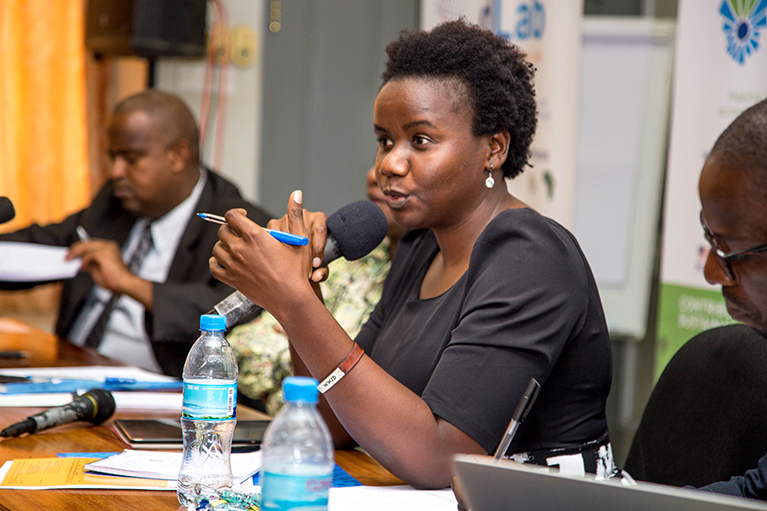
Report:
0,197,16,225
0,388,116,438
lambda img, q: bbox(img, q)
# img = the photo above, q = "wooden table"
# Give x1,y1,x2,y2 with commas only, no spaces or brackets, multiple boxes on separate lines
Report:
0,319,402,510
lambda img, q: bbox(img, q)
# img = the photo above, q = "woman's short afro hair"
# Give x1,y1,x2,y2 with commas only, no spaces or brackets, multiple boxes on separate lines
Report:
381,19,537,179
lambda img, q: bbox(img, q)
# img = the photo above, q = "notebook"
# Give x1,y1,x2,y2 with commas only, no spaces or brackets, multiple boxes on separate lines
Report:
452,454,767,511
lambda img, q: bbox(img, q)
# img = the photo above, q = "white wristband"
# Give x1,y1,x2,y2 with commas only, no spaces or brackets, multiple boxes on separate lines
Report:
317,368,345,394
317,343,364,394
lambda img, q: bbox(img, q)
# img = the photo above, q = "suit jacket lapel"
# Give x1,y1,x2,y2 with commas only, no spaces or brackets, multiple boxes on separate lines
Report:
166,170,214,282
57,188,137,338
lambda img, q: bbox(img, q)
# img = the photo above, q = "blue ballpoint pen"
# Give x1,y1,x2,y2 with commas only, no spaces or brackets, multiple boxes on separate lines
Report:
104,378,137,384
197,213,309,246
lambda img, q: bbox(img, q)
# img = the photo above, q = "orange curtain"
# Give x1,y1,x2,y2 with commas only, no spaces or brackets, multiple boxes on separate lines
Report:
0,0,89,232
0,0,90,321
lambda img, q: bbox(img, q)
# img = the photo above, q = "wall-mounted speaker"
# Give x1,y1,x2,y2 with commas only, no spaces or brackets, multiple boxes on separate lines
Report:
86,0,207,58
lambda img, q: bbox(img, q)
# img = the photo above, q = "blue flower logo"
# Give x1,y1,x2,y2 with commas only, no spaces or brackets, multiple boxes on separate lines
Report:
720,0,767,64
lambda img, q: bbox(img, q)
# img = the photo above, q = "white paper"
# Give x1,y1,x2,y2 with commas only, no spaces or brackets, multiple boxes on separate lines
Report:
0,365,177,382
0,242,81,281
84,449,262,484
327,486,458,511
228,484,459,510
238,484,457,510
0,393,75,408
0,460,176,491
112,391,182,411
0,390,180,409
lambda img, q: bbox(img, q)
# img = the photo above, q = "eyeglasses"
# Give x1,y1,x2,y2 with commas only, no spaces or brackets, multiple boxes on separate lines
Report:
700,211,767,279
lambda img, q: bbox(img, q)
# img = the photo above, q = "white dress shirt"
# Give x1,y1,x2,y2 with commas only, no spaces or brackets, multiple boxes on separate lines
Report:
69,169,207,372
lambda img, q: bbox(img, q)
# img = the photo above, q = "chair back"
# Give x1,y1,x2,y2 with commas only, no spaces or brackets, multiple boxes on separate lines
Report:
624,324,767,487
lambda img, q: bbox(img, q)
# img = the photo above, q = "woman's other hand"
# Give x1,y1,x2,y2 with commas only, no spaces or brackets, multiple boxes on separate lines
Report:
210,191,320,314
266,191,330,283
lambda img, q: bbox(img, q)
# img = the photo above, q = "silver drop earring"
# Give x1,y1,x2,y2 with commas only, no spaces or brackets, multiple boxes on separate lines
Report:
485,164,495,189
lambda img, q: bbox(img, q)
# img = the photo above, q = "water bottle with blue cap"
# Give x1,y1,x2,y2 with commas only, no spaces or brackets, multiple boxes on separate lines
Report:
177,314,239,507
260,376,334,510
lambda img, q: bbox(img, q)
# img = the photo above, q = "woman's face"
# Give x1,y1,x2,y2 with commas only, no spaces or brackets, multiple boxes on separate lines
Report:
366,166,406,241
373,77,490,231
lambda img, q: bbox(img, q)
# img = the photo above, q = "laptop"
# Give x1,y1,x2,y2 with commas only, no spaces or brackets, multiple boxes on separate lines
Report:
452,454,767,511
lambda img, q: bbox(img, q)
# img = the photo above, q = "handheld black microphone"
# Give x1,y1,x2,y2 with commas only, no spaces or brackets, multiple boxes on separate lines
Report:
211,200,389,327
0,388,116,438
0,197,15,224
320,200,389,266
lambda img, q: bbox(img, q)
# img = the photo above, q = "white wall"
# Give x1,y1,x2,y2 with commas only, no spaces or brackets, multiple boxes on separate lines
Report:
155,0,266,204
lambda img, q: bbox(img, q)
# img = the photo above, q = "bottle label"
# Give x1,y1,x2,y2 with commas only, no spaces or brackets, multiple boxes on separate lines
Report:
182,381,237,420
261,471,332,510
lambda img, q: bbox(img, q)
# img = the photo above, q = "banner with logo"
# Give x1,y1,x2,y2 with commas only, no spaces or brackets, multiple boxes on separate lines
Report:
656,0,767,378
421,0,583,228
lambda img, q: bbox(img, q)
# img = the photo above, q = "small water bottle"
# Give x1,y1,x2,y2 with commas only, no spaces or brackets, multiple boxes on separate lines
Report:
177,314,239,507
261,376,334,511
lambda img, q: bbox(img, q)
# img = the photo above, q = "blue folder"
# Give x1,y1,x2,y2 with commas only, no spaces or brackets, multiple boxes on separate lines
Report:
0,379,182,394
252,464,362,488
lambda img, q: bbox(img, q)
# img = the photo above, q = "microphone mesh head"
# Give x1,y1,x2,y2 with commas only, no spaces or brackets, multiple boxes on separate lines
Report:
0,197,15,224
326,200,389,260
84,388,117,425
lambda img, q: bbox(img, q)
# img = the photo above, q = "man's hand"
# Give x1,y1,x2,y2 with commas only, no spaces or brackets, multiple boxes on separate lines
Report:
67,240,154,310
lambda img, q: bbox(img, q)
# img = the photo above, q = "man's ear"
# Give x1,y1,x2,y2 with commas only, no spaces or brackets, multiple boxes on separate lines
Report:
167,139,191,173
488,128,511,171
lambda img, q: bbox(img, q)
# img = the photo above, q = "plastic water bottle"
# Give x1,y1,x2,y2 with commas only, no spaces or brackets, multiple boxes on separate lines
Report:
177,314,239,507
260,376,334,510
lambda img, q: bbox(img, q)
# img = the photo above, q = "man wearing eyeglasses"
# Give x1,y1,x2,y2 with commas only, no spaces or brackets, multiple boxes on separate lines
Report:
699,102,767,336
692,97,767,499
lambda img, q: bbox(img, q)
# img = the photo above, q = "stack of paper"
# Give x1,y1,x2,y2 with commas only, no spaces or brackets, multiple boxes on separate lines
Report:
0,365,179,385
0,457,175,490
0,451,459,509
0,450,262,491
326,486,458,511
0,390,182,409
0,242,80,281
0,366,183,408
85,449,262,484
111,391,183,410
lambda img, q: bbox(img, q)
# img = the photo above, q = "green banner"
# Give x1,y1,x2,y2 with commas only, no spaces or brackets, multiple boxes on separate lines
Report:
655,282,737,380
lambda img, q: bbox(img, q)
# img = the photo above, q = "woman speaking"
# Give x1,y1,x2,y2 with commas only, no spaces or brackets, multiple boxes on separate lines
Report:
210,20,613,489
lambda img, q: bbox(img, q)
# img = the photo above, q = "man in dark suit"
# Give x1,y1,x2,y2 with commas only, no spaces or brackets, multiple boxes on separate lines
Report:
0,90,270,376
625,98,767,499
692,98,767,499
